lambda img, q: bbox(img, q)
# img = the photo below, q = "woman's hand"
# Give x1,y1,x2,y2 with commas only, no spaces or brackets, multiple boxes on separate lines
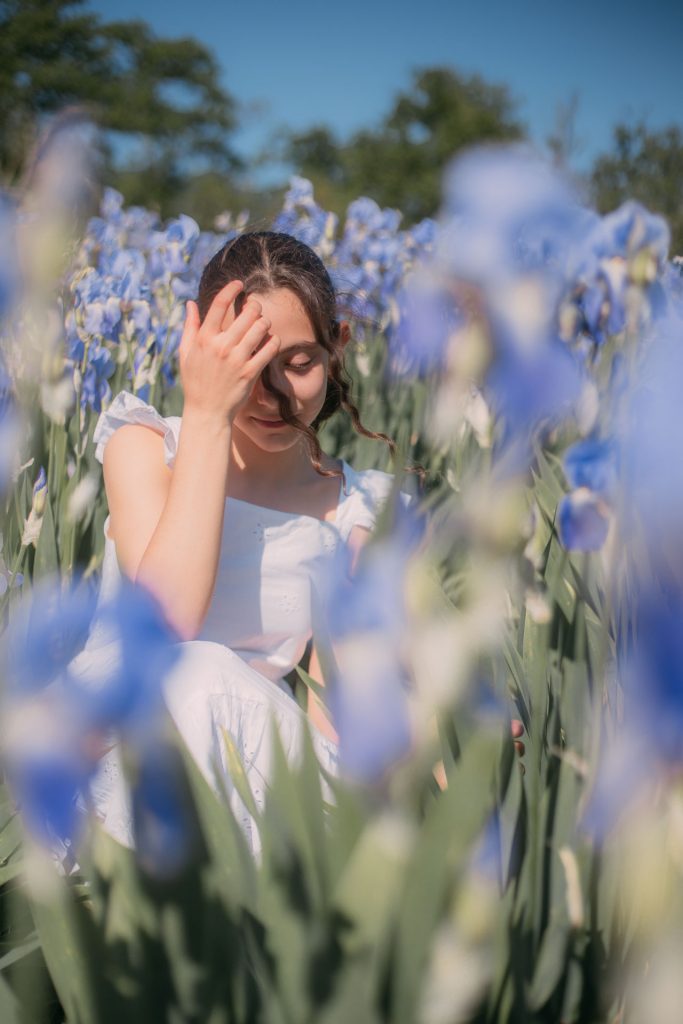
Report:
178,280,281,425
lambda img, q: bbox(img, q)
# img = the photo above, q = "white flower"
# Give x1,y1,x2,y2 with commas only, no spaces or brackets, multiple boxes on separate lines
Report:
40,377,75,424
21,507,43,548
67,474,99,523
354,351,371,378
418,924,491,1024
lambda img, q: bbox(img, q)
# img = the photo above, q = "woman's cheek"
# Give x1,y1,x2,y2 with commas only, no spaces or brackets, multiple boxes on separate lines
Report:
293,368,327,405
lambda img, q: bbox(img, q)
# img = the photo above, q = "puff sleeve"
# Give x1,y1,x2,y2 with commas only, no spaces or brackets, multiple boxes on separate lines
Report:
93,391,182,468
336,465,416,541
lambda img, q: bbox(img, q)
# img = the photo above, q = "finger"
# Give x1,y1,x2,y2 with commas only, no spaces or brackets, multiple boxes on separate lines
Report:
246,333,281,376
511,719,524,739
229,316,272,360
203,280,244,335
178,300,200,368
514,741,525,757
224,298,264,347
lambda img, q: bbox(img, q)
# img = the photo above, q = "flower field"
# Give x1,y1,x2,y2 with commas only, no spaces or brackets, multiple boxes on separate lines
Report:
1,121,683,1022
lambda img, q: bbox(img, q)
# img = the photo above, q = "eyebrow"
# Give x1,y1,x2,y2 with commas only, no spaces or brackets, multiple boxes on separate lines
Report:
280,340,320,352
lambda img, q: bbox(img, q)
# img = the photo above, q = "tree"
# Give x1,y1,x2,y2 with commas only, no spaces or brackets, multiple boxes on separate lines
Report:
592,122,683,257
0,0,238,208
285,67,523,222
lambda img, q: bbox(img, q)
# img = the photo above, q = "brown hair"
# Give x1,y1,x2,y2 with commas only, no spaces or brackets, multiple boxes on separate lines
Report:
196,231,396,481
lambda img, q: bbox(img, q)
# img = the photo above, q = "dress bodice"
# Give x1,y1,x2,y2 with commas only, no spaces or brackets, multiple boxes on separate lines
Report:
88,391,405,684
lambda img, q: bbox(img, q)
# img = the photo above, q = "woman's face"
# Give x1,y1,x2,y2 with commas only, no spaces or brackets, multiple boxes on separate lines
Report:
232,287,331,452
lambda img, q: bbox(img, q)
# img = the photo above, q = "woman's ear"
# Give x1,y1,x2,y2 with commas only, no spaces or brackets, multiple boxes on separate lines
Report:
339,320,351,349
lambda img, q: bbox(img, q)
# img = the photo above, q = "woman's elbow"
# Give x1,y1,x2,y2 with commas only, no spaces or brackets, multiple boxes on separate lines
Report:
131,572,205,643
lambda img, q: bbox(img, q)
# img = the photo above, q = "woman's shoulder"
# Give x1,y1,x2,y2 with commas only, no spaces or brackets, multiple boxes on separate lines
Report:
93,391,181,469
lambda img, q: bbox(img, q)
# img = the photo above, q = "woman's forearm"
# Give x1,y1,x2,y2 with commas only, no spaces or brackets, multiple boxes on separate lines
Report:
135,408,232,639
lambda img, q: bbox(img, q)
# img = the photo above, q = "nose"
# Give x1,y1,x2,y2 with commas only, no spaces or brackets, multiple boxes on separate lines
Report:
252,366,282,412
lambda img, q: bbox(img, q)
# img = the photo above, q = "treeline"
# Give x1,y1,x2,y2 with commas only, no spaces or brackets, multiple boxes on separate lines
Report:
3,0,683,252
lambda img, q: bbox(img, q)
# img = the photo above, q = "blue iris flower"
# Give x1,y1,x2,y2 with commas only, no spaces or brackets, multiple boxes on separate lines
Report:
7,581,95,696
10,750,91,848
486,335,583,449
586,200,669,268
441,145,592,292
4,579,182,853
160,215,200,275
557,490,610,552
63,581,180,736
80,344,115,411
623,583,683,765
131,744,195,878
100,187,124,223
564,438,619,503
83,296,121,339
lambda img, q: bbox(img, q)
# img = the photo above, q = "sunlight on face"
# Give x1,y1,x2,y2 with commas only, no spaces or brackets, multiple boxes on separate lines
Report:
232,288,331,452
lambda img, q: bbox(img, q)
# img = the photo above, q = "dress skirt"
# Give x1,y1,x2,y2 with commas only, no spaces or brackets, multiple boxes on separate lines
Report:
85,640,340,859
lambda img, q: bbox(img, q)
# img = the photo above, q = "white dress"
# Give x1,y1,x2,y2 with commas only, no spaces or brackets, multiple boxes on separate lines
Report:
77,391,400,856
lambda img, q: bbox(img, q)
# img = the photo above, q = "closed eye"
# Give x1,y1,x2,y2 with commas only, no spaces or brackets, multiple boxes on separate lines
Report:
286,359,313,371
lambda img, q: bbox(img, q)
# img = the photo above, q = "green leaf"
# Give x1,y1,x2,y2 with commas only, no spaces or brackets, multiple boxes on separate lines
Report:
30,864,121,1023
179,739,258,912
333,815,409,954
294,663,327,705
390,730,500,1024
526,920,570,1011
261,721,327,910
0,933,41,971
219,725,261,825
544,535,576,623
33,495,59,578
0,973,20,1024
502,631,531,731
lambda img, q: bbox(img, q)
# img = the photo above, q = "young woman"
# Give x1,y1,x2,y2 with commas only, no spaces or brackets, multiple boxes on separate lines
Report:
83,231,409,854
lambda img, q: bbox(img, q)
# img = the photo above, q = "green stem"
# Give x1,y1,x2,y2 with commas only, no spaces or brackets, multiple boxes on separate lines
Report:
0,546,28,621
524,617,550,942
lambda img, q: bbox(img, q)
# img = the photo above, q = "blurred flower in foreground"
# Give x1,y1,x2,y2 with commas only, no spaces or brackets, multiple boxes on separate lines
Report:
624,307,683,546
1,578,187,867
557,438,618,552
324,500,424,782
0,366,22,496
584,579,683,843
394,146,592,458
389,273,463,376
558,488,611,552
442,145,591,282
624,584,683,766
28,109,100,214
0,190,19,321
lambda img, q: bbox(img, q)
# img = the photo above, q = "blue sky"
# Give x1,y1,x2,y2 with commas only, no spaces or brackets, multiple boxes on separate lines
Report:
88,0,683,185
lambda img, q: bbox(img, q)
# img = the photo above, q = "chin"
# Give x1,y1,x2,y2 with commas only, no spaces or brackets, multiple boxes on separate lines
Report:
234,417,304,454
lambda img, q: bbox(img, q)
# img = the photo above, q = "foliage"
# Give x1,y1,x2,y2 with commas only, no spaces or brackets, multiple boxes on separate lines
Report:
286,68,523,223
0,0,238,201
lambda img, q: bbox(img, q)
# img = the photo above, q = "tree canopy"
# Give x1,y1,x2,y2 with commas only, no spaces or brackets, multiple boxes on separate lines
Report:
286,68,523,223
0,0,238,198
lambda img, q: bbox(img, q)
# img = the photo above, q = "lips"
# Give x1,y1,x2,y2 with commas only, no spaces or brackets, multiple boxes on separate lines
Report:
251,416,286,428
